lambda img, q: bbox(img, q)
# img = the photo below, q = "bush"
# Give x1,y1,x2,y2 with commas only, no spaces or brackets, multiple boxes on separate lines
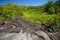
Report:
0,15,4,21
22,12,58,30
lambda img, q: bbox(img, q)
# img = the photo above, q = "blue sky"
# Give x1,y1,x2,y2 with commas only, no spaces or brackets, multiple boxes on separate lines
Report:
0,0,57,6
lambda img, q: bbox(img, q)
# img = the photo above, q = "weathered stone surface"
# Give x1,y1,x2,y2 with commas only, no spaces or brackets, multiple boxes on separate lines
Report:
0,15,41,33
0,15,60,40
0,30,60,40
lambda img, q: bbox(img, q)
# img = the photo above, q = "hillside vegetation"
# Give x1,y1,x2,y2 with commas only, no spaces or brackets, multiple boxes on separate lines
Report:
0,0,60,30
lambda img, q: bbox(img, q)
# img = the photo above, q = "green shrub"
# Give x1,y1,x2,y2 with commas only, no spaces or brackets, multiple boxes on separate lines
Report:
22,12,58,30
0,15,4,21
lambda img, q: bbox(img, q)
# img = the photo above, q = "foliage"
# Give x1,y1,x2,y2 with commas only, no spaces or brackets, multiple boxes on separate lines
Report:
0,0,60,30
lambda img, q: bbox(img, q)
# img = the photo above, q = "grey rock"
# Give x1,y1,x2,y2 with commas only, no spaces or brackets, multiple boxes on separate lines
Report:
0,30,60,40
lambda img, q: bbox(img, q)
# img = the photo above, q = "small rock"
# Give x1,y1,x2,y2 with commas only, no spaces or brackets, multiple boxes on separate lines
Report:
13,25,16,28
0,27,4,30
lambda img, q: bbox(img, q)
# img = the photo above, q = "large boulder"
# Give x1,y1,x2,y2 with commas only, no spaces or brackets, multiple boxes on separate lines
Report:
0,30,60,40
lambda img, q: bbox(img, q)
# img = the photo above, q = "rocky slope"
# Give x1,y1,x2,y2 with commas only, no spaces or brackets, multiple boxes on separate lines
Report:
0,30,60,40
0,15,60,40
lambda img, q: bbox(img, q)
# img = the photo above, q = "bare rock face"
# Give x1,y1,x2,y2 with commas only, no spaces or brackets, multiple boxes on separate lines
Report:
0,15,41,33
41,22,54,33
0,30,60,40
0,15,60,40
